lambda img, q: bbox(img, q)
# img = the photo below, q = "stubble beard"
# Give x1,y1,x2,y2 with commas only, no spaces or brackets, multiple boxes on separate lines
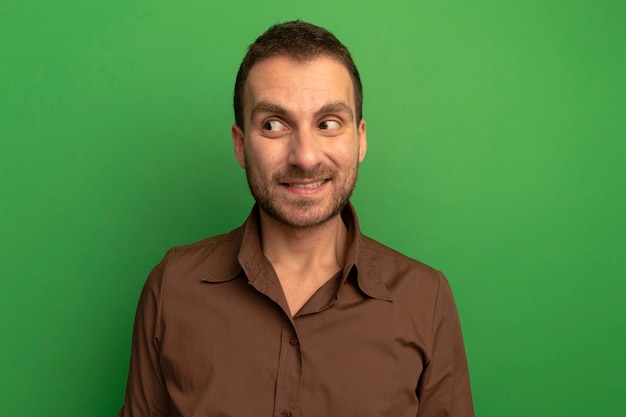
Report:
245,162,358,230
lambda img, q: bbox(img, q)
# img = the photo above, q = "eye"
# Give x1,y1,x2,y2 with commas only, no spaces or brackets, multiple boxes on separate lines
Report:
318,120,341,130
262,120,288,132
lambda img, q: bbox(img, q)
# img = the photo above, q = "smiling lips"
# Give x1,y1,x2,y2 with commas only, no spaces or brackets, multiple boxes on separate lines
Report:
286,179,327,189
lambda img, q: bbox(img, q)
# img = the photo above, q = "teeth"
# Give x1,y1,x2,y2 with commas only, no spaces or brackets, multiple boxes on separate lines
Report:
290,180,326,189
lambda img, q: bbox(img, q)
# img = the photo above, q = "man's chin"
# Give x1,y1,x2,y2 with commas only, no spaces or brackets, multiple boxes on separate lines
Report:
261,204,341,230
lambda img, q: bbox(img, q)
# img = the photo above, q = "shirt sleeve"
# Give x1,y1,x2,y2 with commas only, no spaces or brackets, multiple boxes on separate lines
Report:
117,253,172,417
416,272,474,417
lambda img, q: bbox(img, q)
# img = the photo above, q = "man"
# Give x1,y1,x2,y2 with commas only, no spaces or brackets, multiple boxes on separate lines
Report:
118,20,474,417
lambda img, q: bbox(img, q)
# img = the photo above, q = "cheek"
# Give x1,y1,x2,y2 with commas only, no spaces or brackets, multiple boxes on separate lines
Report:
246,142,283,173
334,142,361,165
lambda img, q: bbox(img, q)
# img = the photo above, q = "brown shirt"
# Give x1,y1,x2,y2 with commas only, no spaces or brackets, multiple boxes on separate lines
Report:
118,204,474,417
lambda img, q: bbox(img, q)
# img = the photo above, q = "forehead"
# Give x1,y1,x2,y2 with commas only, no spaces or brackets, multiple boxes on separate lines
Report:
243,55,355,118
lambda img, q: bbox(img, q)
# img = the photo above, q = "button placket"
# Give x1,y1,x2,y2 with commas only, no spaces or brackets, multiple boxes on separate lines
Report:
274,323,302,417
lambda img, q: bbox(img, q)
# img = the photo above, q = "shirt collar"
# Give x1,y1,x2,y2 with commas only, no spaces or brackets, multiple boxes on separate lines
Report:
341,203,393,301
203,203,393,302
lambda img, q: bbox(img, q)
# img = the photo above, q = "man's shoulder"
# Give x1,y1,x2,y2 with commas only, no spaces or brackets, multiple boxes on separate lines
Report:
169,226,243,256
358,234,444,291
361,234,439,273
156,226,244,279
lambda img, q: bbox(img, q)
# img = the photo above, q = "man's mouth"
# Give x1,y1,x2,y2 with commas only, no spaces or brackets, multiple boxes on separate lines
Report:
284,179,327,189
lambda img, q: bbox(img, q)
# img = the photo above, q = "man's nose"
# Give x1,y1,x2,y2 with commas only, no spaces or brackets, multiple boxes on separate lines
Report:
287,128,322,171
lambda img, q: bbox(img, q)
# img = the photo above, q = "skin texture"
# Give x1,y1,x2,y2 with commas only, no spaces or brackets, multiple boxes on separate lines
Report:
231,55,367,230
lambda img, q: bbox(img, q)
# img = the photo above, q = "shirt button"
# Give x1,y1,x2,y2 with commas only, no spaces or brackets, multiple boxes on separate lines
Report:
289,337,299,346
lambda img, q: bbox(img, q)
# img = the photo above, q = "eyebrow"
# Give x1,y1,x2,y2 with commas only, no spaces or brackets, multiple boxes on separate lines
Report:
251,100,354,122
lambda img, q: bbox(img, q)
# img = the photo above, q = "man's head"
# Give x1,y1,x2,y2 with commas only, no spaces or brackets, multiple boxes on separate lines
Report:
233,20,363,131
231,21,367,229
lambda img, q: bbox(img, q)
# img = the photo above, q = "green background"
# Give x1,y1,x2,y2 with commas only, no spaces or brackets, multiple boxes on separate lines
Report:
2,0,625,416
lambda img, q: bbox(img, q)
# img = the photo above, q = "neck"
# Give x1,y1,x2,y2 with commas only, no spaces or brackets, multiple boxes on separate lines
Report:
258,210,349,274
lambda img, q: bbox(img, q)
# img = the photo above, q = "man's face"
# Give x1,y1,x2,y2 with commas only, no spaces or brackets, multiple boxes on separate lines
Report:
232,55,367,229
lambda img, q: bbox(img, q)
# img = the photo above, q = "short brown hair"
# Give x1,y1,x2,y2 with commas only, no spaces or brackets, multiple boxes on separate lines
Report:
233,20,363,130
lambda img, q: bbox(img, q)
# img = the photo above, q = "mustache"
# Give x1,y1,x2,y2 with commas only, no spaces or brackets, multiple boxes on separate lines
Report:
274,166,336,183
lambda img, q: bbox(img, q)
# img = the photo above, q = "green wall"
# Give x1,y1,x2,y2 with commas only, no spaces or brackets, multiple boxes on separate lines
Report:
2,1,625,416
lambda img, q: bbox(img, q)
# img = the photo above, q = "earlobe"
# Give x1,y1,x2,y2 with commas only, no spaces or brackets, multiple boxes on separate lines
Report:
231,124,246,169
358,119,367,162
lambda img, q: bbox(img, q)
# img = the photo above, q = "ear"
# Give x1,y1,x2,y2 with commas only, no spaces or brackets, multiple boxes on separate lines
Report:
231,124,246,169
357,119,367,163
